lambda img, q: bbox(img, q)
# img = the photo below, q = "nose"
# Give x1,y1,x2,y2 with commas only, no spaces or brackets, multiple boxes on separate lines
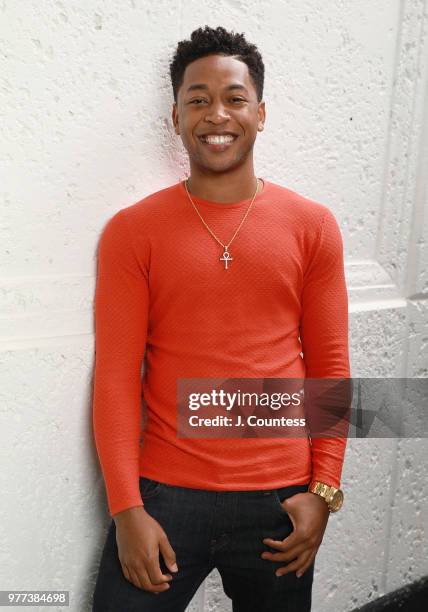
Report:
204,101,230,124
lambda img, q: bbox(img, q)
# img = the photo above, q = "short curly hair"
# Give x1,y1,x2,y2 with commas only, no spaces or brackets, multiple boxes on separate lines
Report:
169,25,265,103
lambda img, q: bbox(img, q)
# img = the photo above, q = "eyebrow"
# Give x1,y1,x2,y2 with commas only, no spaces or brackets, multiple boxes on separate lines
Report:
185,83,249,94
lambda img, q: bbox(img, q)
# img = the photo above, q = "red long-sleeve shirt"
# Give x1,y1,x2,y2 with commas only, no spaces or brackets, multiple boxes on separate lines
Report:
92,178,351,517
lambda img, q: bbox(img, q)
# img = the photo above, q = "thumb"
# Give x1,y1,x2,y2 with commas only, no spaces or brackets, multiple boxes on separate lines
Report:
159,536,179,573
282,499,297,530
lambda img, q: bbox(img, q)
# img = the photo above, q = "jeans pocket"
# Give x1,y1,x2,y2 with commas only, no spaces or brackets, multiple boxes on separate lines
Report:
139,477,164,500
272,484,310,518
272,489,291,517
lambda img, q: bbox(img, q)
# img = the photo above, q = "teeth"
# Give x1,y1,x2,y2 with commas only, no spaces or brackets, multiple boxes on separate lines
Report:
203,135,235,144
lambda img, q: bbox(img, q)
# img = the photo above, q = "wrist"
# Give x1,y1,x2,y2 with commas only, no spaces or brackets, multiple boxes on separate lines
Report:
308,480,344,513
113,504,146,524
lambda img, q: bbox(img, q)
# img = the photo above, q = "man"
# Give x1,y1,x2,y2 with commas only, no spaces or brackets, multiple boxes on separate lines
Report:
92,25,350,612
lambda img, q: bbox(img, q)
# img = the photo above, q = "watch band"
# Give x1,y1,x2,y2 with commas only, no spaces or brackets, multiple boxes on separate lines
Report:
309,480,344,513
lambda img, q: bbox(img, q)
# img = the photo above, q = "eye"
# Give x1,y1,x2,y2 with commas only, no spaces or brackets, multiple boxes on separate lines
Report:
189,97,246,105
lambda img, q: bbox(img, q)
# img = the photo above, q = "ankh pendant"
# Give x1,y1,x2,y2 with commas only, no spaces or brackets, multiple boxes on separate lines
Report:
220,246,233,270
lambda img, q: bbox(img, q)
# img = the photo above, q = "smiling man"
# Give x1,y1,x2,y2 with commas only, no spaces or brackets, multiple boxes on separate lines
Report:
92,25,350,612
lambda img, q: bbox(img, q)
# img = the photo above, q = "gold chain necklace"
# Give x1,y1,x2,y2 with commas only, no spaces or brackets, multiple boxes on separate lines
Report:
184,177,261,270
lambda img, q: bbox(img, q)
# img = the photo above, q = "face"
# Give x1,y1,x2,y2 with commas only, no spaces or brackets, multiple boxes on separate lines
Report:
172,54,265,174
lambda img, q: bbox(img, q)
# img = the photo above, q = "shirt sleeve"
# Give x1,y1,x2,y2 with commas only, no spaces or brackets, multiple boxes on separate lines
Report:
92,209,149,517
299,208,351,489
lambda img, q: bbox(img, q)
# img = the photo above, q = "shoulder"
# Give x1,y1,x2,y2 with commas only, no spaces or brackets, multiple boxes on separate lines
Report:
266,180,334,226
265,181,342,252
100,182,180,242
118,182,179,224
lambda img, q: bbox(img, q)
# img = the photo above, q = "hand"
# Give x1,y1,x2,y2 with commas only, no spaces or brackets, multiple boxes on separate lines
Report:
113,506,179,594
261,492,330,578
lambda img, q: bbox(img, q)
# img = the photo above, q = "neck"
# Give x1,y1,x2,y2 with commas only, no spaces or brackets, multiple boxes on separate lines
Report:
186,167,259,204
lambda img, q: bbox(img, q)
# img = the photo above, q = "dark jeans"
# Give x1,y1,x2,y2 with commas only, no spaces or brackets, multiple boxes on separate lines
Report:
92,477,314,611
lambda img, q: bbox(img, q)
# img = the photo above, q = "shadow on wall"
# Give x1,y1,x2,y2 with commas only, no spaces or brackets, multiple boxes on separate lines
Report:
351,576,428,611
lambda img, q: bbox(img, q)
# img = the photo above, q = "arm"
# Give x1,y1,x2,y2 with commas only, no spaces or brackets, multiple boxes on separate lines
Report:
262,208,350,579
299,208,351,488
92,211,180,592
92,209,149,517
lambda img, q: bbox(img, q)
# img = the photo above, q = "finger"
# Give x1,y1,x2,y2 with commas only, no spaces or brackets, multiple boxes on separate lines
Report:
261,542,308,564
296,551,317,578
145,553,173,586
275,558,302,577
277,550,313,577
127,565,144,589
263,531,300,551
158,534,179,574
282,505,297,530
121,562,132,583
143,572,170,595
139,565,171,593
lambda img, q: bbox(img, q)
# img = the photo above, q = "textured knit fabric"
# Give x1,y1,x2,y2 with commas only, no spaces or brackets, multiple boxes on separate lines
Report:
92,178,351,517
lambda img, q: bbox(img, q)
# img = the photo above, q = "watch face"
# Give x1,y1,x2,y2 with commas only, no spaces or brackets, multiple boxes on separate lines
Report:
330,489,344,512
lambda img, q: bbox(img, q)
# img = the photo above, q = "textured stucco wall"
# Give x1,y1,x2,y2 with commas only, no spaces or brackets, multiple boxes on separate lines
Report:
1,1,427,611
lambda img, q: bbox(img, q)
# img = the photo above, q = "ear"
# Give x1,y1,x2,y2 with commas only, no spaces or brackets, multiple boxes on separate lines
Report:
172,102,180,135
257,100,266,131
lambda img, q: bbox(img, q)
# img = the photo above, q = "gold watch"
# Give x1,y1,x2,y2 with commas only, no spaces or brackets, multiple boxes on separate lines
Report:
308,480,344,513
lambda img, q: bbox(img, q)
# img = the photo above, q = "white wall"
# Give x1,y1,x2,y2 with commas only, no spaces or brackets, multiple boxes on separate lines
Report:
1,1,427,611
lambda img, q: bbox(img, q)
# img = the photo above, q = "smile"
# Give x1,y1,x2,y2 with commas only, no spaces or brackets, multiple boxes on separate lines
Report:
198,134,238,151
